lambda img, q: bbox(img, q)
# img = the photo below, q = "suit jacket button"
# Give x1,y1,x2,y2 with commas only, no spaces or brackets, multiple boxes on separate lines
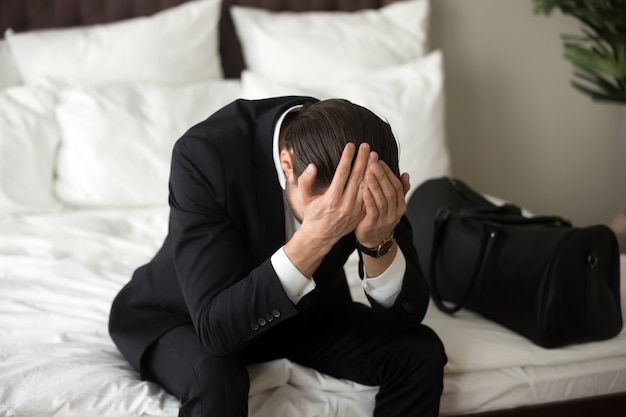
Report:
258,318,267,326
264,313,274,322
250,323,260,331
272,309,281,318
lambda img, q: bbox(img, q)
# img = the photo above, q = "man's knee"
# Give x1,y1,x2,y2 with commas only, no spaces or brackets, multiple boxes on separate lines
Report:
180,353,250,417
416,325,447,369
389,325,447,381
143,326,250,417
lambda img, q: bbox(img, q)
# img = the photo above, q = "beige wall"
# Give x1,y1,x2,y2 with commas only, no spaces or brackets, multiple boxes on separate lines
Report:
429,0,625,226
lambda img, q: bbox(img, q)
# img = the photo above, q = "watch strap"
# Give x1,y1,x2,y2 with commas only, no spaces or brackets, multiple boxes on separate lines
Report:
357,232,395,258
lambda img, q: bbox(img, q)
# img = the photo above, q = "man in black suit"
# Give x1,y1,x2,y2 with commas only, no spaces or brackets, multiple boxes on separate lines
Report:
109,96,446,417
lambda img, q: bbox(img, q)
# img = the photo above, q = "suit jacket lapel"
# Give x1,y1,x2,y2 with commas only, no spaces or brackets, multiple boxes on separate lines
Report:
249,97,316,265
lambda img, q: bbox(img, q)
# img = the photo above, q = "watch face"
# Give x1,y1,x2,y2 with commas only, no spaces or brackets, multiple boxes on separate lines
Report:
378,239,394,257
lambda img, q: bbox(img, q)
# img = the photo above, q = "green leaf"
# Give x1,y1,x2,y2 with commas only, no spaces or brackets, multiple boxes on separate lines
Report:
571,81,626,103
535,0,626,103
564,43,620,77
573,70,620,93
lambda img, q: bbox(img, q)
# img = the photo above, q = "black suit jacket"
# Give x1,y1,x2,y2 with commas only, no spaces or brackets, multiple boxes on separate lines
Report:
109,96,430,376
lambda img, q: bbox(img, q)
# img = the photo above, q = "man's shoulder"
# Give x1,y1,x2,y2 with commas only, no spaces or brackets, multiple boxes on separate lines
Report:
175,96,319,152
215,96,318,122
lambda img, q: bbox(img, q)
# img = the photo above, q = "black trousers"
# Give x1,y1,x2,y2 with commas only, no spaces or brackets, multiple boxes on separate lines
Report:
143,302,447,417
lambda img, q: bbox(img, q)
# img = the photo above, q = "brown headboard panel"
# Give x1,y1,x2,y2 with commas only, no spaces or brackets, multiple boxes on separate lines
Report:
0,0,397,78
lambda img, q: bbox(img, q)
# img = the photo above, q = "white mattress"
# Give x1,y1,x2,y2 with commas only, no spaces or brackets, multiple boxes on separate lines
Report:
1,207,624,417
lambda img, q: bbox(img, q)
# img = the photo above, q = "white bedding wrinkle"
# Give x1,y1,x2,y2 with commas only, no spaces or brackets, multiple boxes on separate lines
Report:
0,208,374,417
0,208,624,416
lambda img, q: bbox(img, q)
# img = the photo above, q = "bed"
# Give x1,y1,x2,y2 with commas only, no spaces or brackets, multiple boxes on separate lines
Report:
0,0,625,416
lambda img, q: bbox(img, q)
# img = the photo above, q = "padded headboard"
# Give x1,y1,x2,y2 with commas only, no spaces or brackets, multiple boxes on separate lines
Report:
0,0,398,78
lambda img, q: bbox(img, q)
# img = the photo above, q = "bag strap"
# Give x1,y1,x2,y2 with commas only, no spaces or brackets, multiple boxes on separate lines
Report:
460,209,571,227
465,203,522,216
427,208,500,314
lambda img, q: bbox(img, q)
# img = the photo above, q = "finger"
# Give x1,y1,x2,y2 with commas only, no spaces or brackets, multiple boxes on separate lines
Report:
379,163,408,212
366,151,379,170
359,152,378,191
298,163,318,201
378,161,406,208
358,151,378,194
364,167,388,215
369,162,400,213
326,143,356,196
400,172,411,197
343,143,371,202
362,188,378,225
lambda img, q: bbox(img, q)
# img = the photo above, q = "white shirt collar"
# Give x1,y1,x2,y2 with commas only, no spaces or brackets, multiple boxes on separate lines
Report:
272,105,303,190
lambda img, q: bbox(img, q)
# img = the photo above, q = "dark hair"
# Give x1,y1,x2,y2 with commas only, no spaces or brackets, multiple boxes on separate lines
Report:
281,99,400,191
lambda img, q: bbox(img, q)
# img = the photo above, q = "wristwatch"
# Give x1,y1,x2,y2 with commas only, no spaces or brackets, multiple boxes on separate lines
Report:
357,232,395,258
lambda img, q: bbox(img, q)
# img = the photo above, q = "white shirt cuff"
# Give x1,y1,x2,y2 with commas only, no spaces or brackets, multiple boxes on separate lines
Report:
271,247,316,304
361,247,406,308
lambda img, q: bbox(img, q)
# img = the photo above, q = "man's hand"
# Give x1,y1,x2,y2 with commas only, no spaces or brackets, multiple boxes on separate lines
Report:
355,152,410,248
283,142,371,278
298,142,372,246
355,152,410,278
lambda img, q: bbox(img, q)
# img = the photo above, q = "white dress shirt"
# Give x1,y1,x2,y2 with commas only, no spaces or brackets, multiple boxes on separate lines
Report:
269,106,406,308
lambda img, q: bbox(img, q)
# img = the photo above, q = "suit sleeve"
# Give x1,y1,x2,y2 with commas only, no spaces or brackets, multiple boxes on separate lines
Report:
168,135,298,356
362,215,431,329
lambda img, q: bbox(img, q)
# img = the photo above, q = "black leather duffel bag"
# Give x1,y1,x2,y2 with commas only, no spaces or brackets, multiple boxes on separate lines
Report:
407,177,622,348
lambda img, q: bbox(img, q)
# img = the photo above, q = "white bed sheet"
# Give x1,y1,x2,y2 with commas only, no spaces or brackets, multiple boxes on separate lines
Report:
0,207,624,417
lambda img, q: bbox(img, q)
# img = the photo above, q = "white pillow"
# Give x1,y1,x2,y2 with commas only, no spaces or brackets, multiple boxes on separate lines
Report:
54,80,242,207
0,40,22,88
231,0,430,84
241,50,450,198
0,85,61,213
5,0,223,86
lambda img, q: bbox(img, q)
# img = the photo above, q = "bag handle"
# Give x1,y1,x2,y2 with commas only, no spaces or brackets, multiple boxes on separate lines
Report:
427,208,499,314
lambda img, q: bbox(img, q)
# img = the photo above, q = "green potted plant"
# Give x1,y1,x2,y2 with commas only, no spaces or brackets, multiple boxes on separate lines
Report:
534,0,626,103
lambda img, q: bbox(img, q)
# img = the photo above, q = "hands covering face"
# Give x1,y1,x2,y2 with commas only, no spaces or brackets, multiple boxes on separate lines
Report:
297,143,410,249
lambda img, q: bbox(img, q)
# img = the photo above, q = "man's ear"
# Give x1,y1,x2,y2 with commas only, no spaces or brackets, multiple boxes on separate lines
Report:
280,148,295,177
